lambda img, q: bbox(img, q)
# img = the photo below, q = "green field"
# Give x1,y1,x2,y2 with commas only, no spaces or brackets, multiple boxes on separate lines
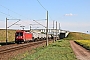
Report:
1,29,90,42
1,29,90,60
75,40,90,50
12,40,76,60
0,29,16,42
63,32,90,40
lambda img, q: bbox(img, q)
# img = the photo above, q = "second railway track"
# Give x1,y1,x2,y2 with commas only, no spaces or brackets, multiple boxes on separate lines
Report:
0,40,49,54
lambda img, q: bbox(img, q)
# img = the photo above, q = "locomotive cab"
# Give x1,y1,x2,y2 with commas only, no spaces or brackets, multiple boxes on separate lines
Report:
15,30,33,43
15,31,24,43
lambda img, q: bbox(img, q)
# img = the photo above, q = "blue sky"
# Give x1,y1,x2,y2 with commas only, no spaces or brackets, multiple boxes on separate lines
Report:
0,0,90,33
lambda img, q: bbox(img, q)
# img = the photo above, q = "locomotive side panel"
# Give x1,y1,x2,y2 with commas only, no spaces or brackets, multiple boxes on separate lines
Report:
24,33,33,41
15,30,33,43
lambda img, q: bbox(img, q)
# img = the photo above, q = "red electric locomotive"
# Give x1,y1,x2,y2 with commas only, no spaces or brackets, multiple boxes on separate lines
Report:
15,30,33,43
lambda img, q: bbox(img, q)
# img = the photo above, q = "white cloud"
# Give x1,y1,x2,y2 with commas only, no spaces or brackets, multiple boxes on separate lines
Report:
64,13,77,16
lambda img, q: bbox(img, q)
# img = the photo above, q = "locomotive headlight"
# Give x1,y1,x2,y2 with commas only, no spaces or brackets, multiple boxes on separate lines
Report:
17,37,18,38
21,36,22,38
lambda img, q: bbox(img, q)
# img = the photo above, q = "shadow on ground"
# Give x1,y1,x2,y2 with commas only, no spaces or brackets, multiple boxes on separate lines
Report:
0,41,15,46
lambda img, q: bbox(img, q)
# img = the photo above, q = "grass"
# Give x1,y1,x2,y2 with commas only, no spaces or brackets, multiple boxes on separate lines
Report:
1,30,90,59
63,32,90,40
12,40,76,60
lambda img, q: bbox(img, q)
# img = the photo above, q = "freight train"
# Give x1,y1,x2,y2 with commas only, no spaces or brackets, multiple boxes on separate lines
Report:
15,30,51,43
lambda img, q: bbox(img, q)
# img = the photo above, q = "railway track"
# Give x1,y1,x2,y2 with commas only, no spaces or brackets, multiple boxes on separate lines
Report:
0,40,48,54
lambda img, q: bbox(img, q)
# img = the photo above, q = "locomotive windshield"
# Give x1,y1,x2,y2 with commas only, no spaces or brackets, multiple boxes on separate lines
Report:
16,32,23,36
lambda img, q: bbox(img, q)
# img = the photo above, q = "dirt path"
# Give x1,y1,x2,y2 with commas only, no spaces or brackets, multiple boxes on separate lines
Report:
70,41,90,60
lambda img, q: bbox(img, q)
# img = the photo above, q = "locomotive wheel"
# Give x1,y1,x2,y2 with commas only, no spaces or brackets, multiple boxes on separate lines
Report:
32,37,35,42
15,41,19,44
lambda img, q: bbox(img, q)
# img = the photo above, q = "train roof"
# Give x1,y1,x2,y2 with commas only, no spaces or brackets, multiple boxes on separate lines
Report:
16,30,33,33
16,30,25,32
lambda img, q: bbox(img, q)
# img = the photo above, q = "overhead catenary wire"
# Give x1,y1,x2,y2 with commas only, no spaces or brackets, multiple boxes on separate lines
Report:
33,20,46,28
0,11,14,18
7,19,21,28
36,0,53,21
0,1,53,29
0,4,33,28
36,0,47,11
0,4,30,20
36,0,54,28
